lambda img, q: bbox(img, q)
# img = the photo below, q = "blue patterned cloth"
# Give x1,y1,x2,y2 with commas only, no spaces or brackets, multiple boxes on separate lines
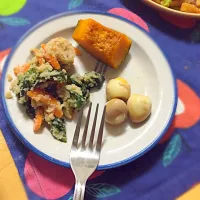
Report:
1,1,200,200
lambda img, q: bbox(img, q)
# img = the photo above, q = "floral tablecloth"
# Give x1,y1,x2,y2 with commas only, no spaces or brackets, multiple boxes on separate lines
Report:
1,1,200,200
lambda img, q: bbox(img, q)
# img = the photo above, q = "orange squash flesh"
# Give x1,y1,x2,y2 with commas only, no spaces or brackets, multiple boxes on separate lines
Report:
72,18,132,69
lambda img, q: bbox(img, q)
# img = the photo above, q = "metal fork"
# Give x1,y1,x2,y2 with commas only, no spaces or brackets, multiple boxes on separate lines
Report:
70,103,106,200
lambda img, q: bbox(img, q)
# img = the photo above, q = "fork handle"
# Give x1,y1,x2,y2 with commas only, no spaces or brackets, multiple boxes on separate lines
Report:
73,179,86,200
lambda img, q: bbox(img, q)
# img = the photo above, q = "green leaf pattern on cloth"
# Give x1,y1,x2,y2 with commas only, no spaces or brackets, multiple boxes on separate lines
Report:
68,0,83,10
0,17,30,26
163,134,182,167
67,183,120,199
68,195,73,200
86,183,121,198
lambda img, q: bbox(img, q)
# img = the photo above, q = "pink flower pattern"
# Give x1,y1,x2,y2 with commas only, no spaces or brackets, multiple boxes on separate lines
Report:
24,152,104,199
108,8,149,32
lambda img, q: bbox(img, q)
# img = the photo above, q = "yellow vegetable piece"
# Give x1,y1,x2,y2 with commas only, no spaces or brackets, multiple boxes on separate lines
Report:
72,18,132,69
180,3,200,13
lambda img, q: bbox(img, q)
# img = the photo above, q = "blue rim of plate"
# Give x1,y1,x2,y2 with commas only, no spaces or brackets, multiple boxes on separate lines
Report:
1,10,178,170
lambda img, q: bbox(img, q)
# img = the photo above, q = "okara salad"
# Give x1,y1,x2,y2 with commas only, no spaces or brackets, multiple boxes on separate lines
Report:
8,37,104,143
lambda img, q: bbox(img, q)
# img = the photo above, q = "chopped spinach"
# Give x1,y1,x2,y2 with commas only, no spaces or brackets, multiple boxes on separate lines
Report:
25,98,35,119
81,84,90,101
16,67,39,103
70,71,104,90
15,66,68,104
68,71,104,105
69,73,83,87
39,69,68,83
83,71,105,89
67,91,86,109
48,117,67,143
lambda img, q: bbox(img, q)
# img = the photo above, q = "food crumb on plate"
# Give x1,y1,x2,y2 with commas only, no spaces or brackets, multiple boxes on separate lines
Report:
5,91,13,99
7,74,13,82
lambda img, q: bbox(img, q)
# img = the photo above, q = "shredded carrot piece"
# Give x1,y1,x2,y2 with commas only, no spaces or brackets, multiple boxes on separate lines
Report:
54,108,63,118
44,54,61,70
32,48,44,65
32,48,39,55
41,44,46,52
33,46,60,69
13,65,21,76
27,88,63,118
37,57,44,65
13,63,30,76
49,55,61,70
33,107,44,132
74,47,81,56
23,63,30,71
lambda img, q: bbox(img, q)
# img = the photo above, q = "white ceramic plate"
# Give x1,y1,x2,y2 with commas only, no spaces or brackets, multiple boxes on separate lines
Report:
1,11,177,170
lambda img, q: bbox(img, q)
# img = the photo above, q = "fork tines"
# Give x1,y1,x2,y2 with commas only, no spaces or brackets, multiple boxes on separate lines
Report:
72,103,106,152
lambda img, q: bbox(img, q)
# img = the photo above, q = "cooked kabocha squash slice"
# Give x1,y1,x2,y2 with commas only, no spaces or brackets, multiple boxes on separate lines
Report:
72,18,132,69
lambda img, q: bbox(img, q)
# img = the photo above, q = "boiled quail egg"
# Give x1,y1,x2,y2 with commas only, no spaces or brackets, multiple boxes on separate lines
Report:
106,77,131,101
105,98,128,125
127,94,152,123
